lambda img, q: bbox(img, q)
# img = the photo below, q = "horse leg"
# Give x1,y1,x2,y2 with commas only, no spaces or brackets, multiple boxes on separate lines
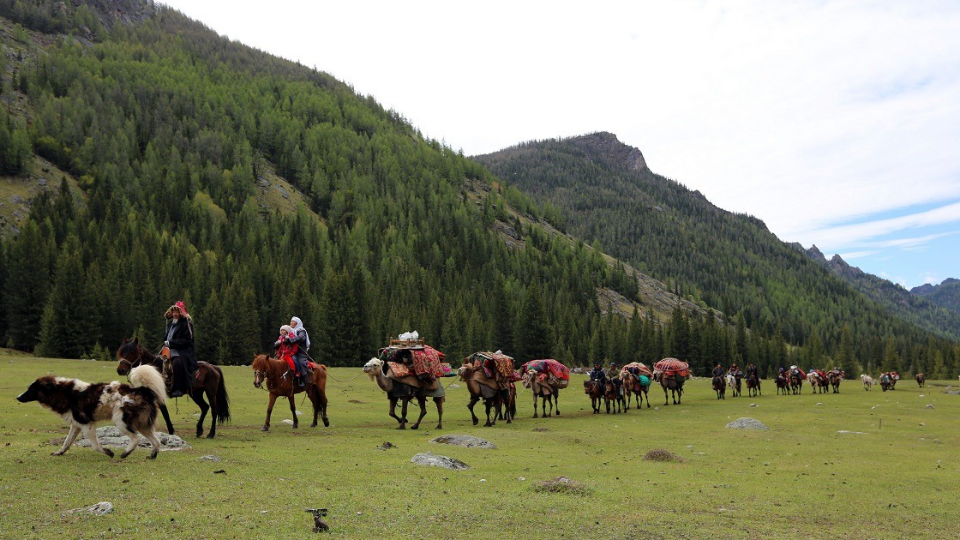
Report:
262,393,277,431
158,403,175,435
204,387,218,439
309,387,319,428
319,387,330,427
192,390,209,438
410,397,427,430
467,395,480,425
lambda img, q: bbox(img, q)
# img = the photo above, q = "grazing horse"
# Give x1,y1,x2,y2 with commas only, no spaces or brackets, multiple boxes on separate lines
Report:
363,358,443,430
827,370,845,393
620,371,651,410
654,372,685,405
775,374,789,395
746,372,761,397
522,371,561,418
604,380,624,414
251,354,329,431
116,338,230,438
583,380,603,414
860,373,874,391
788,371,803,395
915,373,926,388
458,363,511,426
713,375,727,400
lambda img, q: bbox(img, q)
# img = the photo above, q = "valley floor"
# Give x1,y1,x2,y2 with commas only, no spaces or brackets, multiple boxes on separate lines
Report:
1,357,957,538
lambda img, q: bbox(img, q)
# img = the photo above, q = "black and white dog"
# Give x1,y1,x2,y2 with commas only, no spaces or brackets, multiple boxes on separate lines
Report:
16,365,168,459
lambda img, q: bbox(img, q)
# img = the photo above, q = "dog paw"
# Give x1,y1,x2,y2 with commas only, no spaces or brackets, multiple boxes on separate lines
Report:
103,449,115,458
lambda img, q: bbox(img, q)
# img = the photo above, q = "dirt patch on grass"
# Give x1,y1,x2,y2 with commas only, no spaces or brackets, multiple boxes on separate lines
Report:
533,476,590,495
347,399,367,404
642,449,685,463
532,427,549,432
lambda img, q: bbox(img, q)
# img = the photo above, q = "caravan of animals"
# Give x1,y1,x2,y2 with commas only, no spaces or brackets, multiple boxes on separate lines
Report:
17,319,921,460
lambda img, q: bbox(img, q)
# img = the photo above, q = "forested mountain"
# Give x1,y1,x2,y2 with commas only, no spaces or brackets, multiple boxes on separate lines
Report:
0,1,956,378
475,133,960,376
912,278,960,315
0,0,726,374
801,246,960,339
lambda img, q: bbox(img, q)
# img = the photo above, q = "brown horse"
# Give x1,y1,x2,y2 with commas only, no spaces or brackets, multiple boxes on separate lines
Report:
583,380,603,414
604,380,624,414
363,358,444,429
789,371,803,395
916,372,926,388
251,354,329,431
775,374,789,395
712,375,727,400
116,338,230,438
746,372,761,397
458,362,512,426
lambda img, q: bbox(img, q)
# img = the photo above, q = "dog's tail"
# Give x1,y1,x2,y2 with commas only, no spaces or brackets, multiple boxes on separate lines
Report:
129,365,167,404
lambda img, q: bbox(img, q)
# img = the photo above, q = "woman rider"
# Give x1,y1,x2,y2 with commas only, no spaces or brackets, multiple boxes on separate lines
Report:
287,316,311,387
163,301,197,398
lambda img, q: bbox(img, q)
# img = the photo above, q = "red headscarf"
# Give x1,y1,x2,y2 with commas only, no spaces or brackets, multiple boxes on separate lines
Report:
175,301,190,319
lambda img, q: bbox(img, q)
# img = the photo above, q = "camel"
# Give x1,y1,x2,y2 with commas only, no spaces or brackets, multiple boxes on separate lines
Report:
362,358,444,430
807,372,828,394
827,369,845,393
653,372,685,405
521,370,562,418
619,370,651,410
860,373,874,391
458,362,512,426
584,380,603,414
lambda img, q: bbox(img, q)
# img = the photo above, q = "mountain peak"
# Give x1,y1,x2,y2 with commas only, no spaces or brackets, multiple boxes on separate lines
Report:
806,244,827,262
568,132,647,172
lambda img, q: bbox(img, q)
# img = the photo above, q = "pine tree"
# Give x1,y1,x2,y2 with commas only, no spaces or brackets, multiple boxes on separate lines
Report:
882,338,899,373
516,282,552,362
4,221,54,351
36,237,94,358
837,324,858,375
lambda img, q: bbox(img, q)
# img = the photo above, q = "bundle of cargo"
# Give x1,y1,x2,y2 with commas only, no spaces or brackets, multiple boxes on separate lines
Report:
379,334,447,386
518,359,570,389
653,358,690,380
466,351,518,385
620,362,652,377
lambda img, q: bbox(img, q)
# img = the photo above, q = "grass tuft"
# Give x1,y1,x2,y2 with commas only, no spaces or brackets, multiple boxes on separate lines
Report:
642,449,685,462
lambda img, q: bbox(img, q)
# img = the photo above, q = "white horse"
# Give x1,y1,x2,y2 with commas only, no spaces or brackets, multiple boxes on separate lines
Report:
860,373,874,391
724,373,737,396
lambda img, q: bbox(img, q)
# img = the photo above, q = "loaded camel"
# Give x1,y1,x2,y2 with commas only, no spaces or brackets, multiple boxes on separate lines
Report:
458,362,514,426
363,358,444,430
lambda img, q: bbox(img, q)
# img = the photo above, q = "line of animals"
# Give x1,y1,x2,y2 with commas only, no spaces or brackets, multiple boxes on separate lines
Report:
12,339,936,460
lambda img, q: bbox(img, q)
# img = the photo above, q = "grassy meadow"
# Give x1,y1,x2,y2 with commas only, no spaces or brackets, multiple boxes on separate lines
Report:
1,352,958,539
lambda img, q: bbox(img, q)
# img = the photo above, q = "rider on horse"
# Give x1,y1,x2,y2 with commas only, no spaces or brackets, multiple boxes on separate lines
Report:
274,325,301,384
746,362,758,378
163,301,196,398
278,316,311,387
589,362,606,391
712,363,725,379
606,362,623,397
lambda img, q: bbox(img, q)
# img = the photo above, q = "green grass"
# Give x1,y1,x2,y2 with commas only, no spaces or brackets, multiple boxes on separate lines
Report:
1,356,958,538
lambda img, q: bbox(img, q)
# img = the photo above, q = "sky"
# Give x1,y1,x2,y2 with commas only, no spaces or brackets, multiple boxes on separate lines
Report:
161,0,960,289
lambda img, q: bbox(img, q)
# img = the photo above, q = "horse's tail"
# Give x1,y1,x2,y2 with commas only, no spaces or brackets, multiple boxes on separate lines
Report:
214,366,231,425
129,365,167,404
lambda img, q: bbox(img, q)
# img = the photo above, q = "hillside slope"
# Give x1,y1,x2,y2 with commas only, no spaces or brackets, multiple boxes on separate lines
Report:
802,246,960,338
0,0,705,370
474,132,960,358
912,278,960,315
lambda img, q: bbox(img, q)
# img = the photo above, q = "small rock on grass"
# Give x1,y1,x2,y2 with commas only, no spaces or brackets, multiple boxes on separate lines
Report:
66,502,113,516
430,435,496,449
199,455,221,462
726,418,768,430
410,452,469,470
